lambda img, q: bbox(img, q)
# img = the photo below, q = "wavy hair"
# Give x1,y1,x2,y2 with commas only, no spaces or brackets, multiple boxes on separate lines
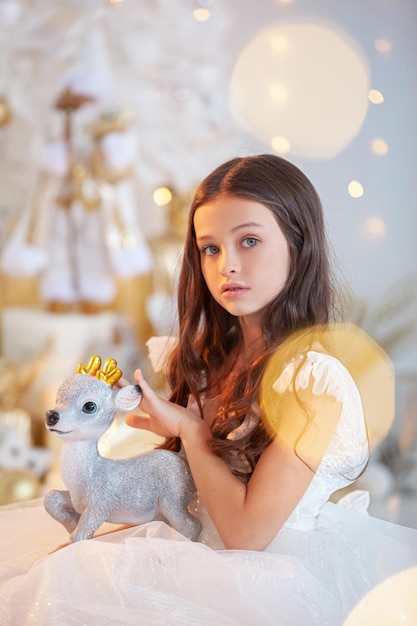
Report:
162,154,338,481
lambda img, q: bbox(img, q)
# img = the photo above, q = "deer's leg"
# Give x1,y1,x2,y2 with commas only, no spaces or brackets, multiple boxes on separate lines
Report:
44,489,80,534
70,506,107,543
159,499,202,542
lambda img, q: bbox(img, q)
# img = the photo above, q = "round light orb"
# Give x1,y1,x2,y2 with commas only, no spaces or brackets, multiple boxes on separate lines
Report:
193,8,210,22
368,89,384,104
230,20,370,160
153,187,172,206
260,323,395,454
271,135,291,154
374,38,392,54
371,138,389,155
343,567,417,625
348,180,364,198
364,216,386,238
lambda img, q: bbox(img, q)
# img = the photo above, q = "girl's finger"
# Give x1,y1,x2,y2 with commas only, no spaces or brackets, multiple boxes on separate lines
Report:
134,368,145,385
134,369,153,395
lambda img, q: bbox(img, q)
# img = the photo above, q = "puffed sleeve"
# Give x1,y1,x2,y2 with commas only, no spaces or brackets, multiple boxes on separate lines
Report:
272,350,354,404
145,336,178,374
267,350,368,474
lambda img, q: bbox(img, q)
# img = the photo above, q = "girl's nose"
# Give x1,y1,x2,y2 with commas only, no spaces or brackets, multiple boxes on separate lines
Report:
219,249,240,275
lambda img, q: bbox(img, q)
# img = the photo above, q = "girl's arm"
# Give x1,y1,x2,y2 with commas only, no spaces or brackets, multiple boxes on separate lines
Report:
126,369,341,551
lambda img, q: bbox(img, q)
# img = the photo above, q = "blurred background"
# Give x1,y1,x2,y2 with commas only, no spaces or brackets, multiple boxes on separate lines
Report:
0,0,416,525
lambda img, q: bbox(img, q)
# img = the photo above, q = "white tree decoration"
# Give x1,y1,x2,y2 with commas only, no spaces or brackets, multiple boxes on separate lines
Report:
0,0,239,294
0,0,237,195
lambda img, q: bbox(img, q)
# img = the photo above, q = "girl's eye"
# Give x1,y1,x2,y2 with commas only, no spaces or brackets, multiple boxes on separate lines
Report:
201,245,219,256
82,401,97,415
242,237,259,248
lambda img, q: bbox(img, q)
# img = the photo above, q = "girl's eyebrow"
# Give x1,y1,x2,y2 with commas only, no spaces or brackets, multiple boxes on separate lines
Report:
196,222,266,242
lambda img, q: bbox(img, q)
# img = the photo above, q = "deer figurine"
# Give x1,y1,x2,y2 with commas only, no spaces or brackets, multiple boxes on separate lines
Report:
44,355,201,543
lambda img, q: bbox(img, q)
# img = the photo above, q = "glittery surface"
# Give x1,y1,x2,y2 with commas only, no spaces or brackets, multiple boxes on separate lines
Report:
44,373,201,542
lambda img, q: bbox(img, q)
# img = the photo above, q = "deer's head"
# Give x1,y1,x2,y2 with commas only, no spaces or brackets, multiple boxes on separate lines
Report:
45,355,142,442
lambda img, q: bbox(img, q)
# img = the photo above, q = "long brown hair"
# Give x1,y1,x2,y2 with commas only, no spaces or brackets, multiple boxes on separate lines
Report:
162,154,338,481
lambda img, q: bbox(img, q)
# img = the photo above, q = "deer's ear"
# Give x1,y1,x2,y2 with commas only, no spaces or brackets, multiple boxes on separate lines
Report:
114,384,142,411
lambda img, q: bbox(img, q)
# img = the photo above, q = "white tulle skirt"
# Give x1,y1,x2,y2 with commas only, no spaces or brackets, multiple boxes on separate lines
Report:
0,498,416,626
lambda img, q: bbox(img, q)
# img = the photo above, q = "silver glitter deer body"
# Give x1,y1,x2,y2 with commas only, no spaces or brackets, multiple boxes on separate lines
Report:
44,355,201,543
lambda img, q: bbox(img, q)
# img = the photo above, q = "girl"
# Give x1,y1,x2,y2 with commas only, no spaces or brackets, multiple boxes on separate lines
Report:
127,153,360,551
0,154,416,625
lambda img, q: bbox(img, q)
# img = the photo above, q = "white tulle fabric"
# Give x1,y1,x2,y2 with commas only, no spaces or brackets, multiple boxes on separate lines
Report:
0,349,416,625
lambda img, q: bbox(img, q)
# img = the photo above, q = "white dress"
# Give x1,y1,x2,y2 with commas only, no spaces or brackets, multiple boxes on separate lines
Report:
0,350,416,626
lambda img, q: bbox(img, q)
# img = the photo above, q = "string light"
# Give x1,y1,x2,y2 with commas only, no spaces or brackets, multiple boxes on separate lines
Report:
374,38,392,53
193,8,210,21
364,216,386,237
348,180,364,198
271,136,291,154
371,138,389,155
153,187,172,206
369,89,384,104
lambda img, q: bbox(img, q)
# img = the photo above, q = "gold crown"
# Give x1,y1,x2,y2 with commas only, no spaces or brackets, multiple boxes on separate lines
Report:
77,355,122,387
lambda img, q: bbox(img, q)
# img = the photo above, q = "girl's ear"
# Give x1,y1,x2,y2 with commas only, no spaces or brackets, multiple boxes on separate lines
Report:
114,384,142,411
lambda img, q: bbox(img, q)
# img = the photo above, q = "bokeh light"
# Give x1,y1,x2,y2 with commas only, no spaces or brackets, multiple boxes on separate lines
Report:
374,38,392,54
364,216,386,238
371,138,389,155
229,20,370,159
271,135,291,154
348,180,364,198
261,324,395,465
153,187,172,206
343,567,417,625
269,82,289,104
368,89,384,104
193,8,210,22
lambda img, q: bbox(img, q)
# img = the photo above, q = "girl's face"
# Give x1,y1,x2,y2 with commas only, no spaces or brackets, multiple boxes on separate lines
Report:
194,195,290,324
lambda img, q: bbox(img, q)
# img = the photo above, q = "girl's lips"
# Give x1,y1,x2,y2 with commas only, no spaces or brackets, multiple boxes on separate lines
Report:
221,285,249,299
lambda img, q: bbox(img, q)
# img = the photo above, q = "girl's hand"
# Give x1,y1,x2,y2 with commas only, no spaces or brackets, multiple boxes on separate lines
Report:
125,369,204,440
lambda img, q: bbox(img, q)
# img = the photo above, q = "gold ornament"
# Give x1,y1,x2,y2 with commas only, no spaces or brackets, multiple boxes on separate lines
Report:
0,468,41,505
0,95,12,128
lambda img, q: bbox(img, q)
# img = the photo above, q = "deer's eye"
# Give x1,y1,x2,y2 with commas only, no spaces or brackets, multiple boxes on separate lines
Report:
82,401,97,415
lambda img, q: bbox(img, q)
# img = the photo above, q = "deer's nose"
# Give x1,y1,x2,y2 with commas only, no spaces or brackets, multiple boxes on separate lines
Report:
45,409,60,427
